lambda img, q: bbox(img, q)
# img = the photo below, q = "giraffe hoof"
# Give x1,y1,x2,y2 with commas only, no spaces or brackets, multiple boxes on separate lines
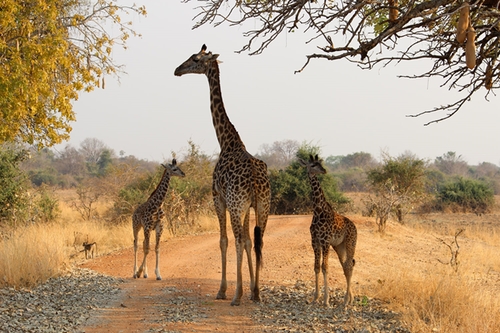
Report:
156,276,162,281
230,299,241,306
216,291,227,300
143,274,148,279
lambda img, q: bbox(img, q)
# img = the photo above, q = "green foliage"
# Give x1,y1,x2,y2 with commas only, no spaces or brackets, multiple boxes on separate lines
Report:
434,152,469,176
113,171,159,221
0,147,30,224
270,144,350,215
29,168,58,186
35,185,60,223
366,154,427,229
173,141,214,224
436,177,494,214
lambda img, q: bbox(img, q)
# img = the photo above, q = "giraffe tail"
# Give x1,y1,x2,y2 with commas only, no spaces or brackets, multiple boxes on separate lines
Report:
254,225,263,269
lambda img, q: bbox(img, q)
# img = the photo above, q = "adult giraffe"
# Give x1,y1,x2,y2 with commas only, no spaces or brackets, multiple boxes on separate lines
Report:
175,44,270,306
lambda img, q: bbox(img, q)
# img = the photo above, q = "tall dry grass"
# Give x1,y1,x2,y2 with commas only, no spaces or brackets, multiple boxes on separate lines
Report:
372,214,500,333
0,223,68,288
0,191,218,289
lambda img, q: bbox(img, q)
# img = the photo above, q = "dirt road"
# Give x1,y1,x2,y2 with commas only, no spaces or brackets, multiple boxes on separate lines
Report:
79,215,418,332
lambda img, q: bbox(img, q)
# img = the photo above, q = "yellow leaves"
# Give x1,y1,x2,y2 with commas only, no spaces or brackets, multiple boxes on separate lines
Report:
0,0,146,148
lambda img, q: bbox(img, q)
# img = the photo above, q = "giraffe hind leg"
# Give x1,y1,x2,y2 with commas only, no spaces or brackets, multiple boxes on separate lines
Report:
334,240,355,306
133,220,142,278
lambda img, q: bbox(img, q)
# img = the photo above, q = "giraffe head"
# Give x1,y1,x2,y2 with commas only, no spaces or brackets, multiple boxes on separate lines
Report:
298,154,327,175
162,159,186,178
174,44,219,76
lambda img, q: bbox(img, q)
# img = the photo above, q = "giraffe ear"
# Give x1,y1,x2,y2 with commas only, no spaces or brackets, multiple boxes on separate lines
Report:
298,158,307,166
212,54,220,61
161,163,167,169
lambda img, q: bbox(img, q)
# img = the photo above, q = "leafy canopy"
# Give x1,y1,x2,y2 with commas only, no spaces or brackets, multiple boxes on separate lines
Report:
187,0,500,123
0,0,146,148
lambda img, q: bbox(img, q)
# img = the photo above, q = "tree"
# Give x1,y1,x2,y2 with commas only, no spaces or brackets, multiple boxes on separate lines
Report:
0,146,30,225
366,153,428,230
187,0,500,123
269,143,350,214
434,151,469,176
257,139,300,169
0,1,146,148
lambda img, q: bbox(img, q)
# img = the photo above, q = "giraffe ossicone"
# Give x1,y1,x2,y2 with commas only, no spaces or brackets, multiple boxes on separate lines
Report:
299,154,358,307
175,44,271,306
132,159,185,280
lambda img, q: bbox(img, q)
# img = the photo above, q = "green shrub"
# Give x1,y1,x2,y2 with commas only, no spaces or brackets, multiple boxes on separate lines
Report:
270,145,350,215
436,177,494,214
0,147,30,225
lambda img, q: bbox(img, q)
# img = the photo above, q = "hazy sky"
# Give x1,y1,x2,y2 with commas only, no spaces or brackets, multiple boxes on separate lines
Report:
57,1,500,166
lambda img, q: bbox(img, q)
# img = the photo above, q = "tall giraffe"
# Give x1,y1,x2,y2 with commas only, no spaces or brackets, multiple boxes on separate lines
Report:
175,44,271,306
299,154,357,307
133,159,185,280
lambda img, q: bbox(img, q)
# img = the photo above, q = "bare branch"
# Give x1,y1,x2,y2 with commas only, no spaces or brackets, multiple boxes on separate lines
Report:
186,0,500,122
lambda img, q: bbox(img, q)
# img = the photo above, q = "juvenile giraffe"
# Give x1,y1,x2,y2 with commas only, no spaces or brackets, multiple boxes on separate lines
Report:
175,44,271,306
299,154,357,307
133,159,185,280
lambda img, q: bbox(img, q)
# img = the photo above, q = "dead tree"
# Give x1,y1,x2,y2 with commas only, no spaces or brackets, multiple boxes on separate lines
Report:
437,228,464,272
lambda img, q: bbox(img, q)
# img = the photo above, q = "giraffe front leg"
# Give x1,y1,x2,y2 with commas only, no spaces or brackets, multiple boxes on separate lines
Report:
311,243,321,304
154,223,163,280
322,248,330,307
242,212,256,300
138,231,151,278
215,197,228,300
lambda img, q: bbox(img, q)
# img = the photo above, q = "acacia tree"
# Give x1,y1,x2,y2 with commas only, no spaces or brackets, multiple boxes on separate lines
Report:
187,0,500,123
366,153,427,231
0,0,146,148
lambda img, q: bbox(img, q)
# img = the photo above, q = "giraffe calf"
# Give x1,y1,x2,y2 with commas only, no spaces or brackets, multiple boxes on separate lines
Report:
300,154,358,307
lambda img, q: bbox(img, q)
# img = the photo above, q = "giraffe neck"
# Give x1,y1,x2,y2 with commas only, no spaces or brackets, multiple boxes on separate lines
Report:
206,61,246,152
147,169,171,207
308,173,328,211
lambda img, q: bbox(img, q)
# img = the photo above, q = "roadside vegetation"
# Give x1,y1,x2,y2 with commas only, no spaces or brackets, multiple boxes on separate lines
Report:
1,139,499,332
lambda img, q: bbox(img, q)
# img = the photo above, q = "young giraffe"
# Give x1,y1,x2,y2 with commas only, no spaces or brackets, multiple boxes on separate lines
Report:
133,159,185,280
299,154,357,307
175,44,271,306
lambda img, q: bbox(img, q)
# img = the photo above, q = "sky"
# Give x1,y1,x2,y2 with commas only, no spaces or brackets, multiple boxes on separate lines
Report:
56,1,500,166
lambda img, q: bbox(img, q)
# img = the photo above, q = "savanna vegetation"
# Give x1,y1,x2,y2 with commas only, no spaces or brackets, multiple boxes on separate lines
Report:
1,138,499,332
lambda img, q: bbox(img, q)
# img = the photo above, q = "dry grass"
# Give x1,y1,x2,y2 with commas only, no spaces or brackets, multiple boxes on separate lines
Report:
2,190,500,333
366,211,500,332
0,223,69,288
0,190,218,289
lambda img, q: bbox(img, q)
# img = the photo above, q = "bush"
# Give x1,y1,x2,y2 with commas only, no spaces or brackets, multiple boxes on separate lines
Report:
435,177,495,214
0,147,30,225
270,146,350,215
